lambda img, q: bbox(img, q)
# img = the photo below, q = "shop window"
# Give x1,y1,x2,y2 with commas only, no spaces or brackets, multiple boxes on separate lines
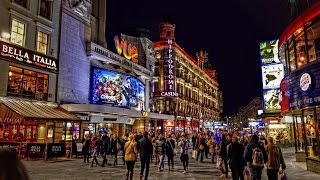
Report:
306,21,320,62
73,123,80,140
13,0,28,8
39,0,52,20
10,19,26,46
295,31,307,68
37,31,49,54
7,66,49,101
62,122,73,141
305,113,318,158
37,125,45,139
288,39,296,71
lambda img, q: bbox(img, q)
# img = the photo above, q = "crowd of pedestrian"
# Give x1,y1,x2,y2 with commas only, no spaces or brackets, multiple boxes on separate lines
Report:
80,130,286,180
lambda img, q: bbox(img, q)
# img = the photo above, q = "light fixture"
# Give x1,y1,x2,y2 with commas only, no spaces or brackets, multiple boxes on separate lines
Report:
1,32,10,39
9,71,12,76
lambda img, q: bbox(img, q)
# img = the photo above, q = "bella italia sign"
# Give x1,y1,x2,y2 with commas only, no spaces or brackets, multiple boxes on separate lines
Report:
0,40,58,71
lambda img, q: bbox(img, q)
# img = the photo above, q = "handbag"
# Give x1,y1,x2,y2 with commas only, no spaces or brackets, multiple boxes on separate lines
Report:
279,169,288,180
199,144,204,150
192,150,197,159
168,140,176,156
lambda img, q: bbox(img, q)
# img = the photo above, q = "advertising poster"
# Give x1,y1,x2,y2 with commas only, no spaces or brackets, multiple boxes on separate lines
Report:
263,89,281,113
260,40,280,65
261,64,284,89
91,67,145,111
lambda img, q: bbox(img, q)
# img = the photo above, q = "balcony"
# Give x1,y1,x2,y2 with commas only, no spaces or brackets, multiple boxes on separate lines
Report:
86,42,151,77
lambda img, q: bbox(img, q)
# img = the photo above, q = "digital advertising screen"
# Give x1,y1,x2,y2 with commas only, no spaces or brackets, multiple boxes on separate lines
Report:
263,89,281,113
260,40,280,65
261,64,284,89
91,67,145,111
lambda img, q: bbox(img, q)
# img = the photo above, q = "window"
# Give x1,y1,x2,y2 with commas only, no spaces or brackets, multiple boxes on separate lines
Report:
39,0,52,20
306,20,320,62
288,38,296,71
37,31,49,54
10,19,26,46
13,0,27,8
62,122,73,141
7,66,49,100
295,31,307,68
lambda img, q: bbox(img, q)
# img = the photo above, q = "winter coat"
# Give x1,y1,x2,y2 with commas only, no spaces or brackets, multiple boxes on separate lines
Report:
244,142,268,168
138,137,153,160
227,142,246,169
124,141,138,161
165,139,175,156
207,139,216,153
265,143,286,169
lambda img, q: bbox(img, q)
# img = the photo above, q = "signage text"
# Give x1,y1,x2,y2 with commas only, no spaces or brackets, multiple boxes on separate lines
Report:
114,35,138,63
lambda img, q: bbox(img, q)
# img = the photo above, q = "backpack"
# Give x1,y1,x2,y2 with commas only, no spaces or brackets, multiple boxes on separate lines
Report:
252,147,264,167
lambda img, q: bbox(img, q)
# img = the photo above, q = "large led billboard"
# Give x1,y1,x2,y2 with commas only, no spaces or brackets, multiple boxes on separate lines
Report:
260,39,283,113
263,89,281,113
260,40,280,65
91,67,145,111
261,64,284,89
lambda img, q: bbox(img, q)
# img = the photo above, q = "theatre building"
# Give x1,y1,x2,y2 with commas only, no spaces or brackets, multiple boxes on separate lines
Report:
0,0,81,159
152,19,222,134
279,0,320,173
57,1,173,138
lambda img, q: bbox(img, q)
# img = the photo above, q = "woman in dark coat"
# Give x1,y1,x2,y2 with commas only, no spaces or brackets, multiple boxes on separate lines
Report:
227,135,246,180
82,134,91,163
110,134,121,166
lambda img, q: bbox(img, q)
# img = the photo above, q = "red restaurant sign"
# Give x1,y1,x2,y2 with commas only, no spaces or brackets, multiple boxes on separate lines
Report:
0,40,58,71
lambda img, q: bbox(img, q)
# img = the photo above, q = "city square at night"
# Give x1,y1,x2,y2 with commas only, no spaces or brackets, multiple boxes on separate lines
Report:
1,0,320,180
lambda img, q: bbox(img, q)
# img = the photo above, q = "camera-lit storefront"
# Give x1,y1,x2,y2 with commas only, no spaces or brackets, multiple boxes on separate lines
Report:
279,1,320,172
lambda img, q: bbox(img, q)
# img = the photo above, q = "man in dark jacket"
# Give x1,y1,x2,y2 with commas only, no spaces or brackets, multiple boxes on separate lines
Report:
195,134,206,162
244,134,268,180
138,132,153,180
218,133,229,178
101,134,110,167
227,135,246,180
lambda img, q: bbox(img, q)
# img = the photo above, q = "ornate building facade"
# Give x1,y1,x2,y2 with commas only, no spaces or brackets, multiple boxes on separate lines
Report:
152,20,222,133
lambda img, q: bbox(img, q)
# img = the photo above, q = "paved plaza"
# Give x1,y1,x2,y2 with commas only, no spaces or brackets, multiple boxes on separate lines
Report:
23,148,320,180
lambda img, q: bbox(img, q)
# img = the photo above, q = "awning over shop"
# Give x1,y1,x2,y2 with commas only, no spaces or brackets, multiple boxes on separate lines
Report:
0,97,79,123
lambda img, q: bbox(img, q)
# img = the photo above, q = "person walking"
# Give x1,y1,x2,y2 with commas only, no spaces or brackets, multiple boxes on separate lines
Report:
82,134,90,163
207,136,216,163
110,134,121,166
265,137,286,180
227,136,246,180
218,133,230,178
244,134,268,180
156,134,166,171
179,135,190,174
152,136,158,165
125,134,138,180
101,134,110,167
195,134,206,162
90,134,99,167
165,134,176,171
138,132,153,180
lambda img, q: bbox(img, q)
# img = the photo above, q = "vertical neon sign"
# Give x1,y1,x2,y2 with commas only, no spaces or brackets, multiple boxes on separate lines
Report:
167,38,174,91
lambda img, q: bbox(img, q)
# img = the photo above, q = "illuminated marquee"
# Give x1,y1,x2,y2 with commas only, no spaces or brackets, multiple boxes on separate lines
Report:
114,35,138,63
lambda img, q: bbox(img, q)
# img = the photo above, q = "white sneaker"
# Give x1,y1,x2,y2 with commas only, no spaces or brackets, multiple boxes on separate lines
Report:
183,170,187,174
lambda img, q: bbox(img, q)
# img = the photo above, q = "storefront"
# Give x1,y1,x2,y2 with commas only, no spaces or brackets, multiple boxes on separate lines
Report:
281,60,320,172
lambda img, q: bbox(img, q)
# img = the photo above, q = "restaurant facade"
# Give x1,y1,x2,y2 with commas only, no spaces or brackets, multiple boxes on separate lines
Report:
279,0,320,173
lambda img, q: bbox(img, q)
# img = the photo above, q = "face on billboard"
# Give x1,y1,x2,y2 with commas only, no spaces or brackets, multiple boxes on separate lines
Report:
260,40,280,65
91,67,145,111
261,64,284,89
263,89,281,113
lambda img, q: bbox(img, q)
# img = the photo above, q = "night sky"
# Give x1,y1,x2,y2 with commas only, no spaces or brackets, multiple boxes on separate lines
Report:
106,0,289,115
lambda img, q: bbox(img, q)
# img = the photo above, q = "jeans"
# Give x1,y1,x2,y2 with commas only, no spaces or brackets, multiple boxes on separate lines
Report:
158,154,165,170
181,154,189,170
167,155,174,168
197,149,204,162
140,158,150,179
220,158,229,175
267,169,279,180
211,152,215,162
231,166,244,180
249,167,263,180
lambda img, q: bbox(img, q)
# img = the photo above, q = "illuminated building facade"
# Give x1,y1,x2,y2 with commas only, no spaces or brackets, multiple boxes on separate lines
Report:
279,1,320,173
152,20,221,133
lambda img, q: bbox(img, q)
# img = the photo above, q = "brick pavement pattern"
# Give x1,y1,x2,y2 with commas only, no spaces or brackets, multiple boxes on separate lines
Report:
24,148,320,180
